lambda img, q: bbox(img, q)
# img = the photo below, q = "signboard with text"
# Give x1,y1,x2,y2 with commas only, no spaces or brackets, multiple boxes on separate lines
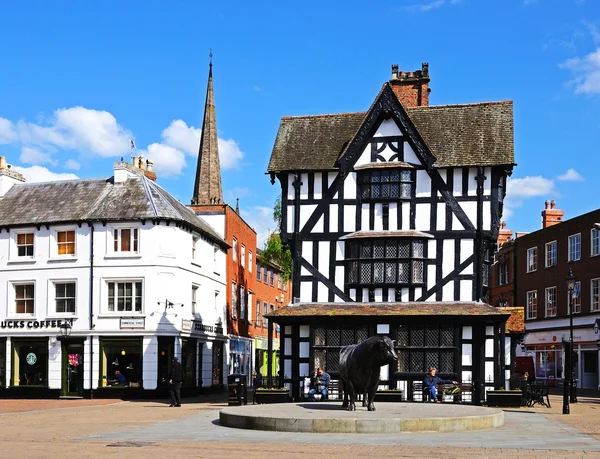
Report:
120,318,145,329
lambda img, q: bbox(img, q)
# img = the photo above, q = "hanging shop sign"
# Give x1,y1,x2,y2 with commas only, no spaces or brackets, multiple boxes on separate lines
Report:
119,318,145,329
192,320,224,334
182,319,192,332
0,318,74,330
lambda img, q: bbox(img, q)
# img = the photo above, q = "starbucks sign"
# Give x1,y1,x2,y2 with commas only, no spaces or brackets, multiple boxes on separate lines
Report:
26,352,37,365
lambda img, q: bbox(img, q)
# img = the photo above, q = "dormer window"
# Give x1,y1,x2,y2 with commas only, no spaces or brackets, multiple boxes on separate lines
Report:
359,169,414,202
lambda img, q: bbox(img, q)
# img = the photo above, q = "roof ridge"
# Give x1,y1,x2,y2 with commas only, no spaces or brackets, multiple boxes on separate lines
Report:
140,176,160,217
13,177,109,188
409,100,513,110
281,112,365,120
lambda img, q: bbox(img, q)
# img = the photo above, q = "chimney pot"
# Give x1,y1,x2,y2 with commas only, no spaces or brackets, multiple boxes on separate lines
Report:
551,200,556,209
545,200,550,209
146,159,153,172
391,64,398,79
0,156,5,169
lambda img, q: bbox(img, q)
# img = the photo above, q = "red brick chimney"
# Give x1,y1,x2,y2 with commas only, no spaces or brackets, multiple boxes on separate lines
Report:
497,221,513,247
541,200,564,228
390,63,431,107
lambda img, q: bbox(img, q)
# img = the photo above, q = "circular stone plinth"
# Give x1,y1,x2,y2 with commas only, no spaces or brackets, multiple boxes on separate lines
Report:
220,402,504,434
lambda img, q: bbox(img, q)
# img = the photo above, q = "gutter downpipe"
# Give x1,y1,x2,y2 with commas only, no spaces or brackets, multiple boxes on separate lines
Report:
89,223,95,398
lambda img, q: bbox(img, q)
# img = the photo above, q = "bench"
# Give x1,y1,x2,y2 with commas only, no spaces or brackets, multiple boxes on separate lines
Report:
412,381,471,403
302,378,343,401
525,383,551,408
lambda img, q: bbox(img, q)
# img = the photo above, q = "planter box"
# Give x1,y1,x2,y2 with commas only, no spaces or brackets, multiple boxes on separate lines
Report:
255,390,289,404
375,391,403,402
486,391,523,407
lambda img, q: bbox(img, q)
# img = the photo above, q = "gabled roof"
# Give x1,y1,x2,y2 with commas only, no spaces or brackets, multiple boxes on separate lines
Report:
0,176,228,247
265,302,510,319
267,85,514,173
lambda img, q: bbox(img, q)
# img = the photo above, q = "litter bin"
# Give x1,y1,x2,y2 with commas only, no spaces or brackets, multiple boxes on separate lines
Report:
228,373,247,406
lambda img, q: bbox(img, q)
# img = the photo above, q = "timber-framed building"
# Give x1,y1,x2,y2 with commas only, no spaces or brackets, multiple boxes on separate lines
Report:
265,64,516,404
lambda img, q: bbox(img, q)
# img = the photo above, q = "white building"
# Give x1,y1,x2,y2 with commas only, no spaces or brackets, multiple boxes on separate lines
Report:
0,158,229,398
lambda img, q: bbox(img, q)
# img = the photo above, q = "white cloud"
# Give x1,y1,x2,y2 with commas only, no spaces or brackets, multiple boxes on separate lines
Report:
137,143,187,178
64,159,81,170
240,205,276,247
0,117,17,144
400,0,446,12
557,168,584,181
503,175,556,222
218,138,244,169
161,120,201,156
20,146,57,166
561,47,600,94
13,165,79,183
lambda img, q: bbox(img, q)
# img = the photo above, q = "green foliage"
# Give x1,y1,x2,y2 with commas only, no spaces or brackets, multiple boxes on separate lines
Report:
258,195,292,282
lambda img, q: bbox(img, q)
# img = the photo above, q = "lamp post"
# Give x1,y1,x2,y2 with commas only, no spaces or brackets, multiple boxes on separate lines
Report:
59,322,72,340
563,269,577,415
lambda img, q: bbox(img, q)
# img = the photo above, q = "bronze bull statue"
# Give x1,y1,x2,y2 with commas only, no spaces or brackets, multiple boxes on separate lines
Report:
339,335,398,411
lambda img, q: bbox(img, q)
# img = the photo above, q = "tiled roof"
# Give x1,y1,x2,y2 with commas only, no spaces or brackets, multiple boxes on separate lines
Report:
499,306,525,334
265,302,510,318
0,175,227,246
267,98,514,172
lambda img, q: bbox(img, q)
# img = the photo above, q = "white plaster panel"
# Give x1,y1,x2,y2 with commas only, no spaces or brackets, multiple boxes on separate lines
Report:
460,201,477,230
299,342,310,358
48,341,61,389
415,203,430,231
300,173,309,199
374,204,383,231
349,288,357,301
343,206,356,232
300,281,312,302
453,169,462,196
314,214,324,233
485,361,494,382
402,203,410,230
428,239,436,259
301,241,312,275
362,289,369,302
329,204,338,233
484,167,491,195
437,169,447,197
374,288,383,302
318,283,329,302
319,241,330,275
314,172,323,199
388,288,396,301
442,239,455,277
462,371,472,383
389,203,398,231
344,172,357,199
401,288,409,302
287,174,295,200
427,264,437,290
377,324,390,334
413,287,422,300
442,282,454,301
486,326,494,336
415,170,431,198
299,325,310,338
452,213,462,231
284,359,292,379
300,363,310,378
437,203,446,231
462,344,472,365
336,241,344,261
463,326,473,340
361,204,370,230
284,338,292,355
467,168,477,196
143,336,158,390
482,201,491,230
355,145,370,167
460,279,473,301
505,338,511,365
380,364,389,380
375,119,402,137
335,266,345,292
460,239,473,263
485,338,494,358
404,142,419,164
299,204,316,231
328,172,336,190
287,206,294,234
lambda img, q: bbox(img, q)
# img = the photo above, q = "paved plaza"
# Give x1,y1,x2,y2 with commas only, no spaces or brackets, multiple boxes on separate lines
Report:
2,392,600,458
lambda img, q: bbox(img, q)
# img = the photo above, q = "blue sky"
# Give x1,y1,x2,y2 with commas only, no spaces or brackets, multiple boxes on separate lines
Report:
0,0,599,244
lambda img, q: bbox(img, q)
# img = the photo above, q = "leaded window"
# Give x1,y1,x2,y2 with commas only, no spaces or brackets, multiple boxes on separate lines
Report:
312,325,369,374
358,169,414,202
346,238,426,287
395,324,456,375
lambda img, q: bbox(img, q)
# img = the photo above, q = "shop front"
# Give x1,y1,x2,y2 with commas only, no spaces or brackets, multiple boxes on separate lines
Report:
228,337,252,384
254,336,279,380
96,337,143,398
61,340,85,396
10,338,51,397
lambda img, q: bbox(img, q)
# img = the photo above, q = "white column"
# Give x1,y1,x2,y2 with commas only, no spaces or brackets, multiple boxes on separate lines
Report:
5,337,11,387
48,339,61,390
143,336,158,390
91,336,100,390
202,341,213,388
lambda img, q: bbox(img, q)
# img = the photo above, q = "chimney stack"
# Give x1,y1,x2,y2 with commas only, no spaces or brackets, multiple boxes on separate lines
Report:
542,200,564,228
144,160,157,182
497,221,513,247
389,62,431,107
0,156,6,170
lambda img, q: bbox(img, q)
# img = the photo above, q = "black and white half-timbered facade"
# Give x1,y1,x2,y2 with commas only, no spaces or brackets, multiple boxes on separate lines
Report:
265,64,515,404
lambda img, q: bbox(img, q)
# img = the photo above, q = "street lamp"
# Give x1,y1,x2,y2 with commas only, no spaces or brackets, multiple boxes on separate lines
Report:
59,322,72,340
563,269,577,415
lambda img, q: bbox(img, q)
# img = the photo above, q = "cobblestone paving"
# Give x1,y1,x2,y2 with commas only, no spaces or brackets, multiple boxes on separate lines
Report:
2,393,600,458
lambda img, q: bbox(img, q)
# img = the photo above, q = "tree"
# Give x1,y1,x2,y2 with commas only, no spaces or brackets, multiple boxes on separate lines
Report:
258,195,292,281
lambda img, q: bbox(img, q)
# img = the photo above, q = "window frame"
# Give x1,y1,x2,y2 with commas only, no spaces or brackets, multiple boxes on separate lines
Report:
256,263,261,281
498,262,508,286
248,251,253,274
526,290,537,320
104,279,144,314
232,238,238,263
110,225,140,256
358,168,415,203
192,284,199,315
231,281,237,319
262,301,268,327
568,233,581,262
241,245,246,270
240,285,246,321
545,286,557,317
526,247,537,273
11,229,36,261
12,282,35,316
255,299,261,326
592,278,600,312
52,280,77,315
592,228,600,257
545,241,557,268
569,281,581,314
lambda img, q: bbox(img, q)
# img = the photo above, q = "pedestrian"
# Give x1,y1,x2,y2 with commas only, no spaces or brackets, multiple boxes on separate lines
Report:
423,367,457,403
168,356,183,407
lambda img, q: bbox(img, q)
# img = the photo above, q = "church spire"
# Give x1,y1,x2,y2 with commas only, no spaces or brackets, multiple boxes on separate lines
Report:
191,50,223,206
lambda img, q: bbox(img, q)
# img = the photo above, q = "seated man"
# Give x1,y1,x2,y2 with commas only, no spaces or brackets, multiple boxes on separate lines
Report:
423,367,457,403
113,369,126,386
308,367,330,401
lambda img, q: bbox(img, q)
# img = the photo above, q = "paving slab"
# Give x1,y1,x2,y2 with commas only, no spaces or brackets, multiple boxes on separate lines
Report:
220,402,504,433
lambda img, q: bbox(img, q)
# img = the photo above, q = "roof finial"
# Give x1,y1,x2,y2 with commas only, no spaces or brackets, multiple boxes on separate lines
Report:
235,197,240,214
209,48,213,68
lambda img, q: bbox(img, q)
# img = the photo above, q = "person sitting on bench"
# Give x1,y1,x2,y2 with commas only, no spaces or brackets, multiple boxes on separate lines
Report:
423,367,457,403
308,367,330,401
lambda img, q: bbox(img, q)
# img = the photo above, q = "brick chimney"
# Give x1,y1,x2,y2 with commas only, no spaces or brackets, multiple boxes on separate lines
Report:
144,159,157,182
497,221,513,247
0,155,26,197
389,62,431,107
542,200,564,228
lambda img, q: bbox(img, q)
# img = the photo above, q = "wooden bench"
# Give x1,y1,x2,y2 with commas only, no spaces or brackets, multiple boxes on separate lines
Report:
413,381,471,403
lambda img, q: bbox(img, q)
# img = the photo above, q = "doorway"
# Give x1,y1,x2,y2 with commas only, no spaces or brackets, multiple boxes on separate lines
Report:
582,351,597,389
157,337,174,389
62,341,84,396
